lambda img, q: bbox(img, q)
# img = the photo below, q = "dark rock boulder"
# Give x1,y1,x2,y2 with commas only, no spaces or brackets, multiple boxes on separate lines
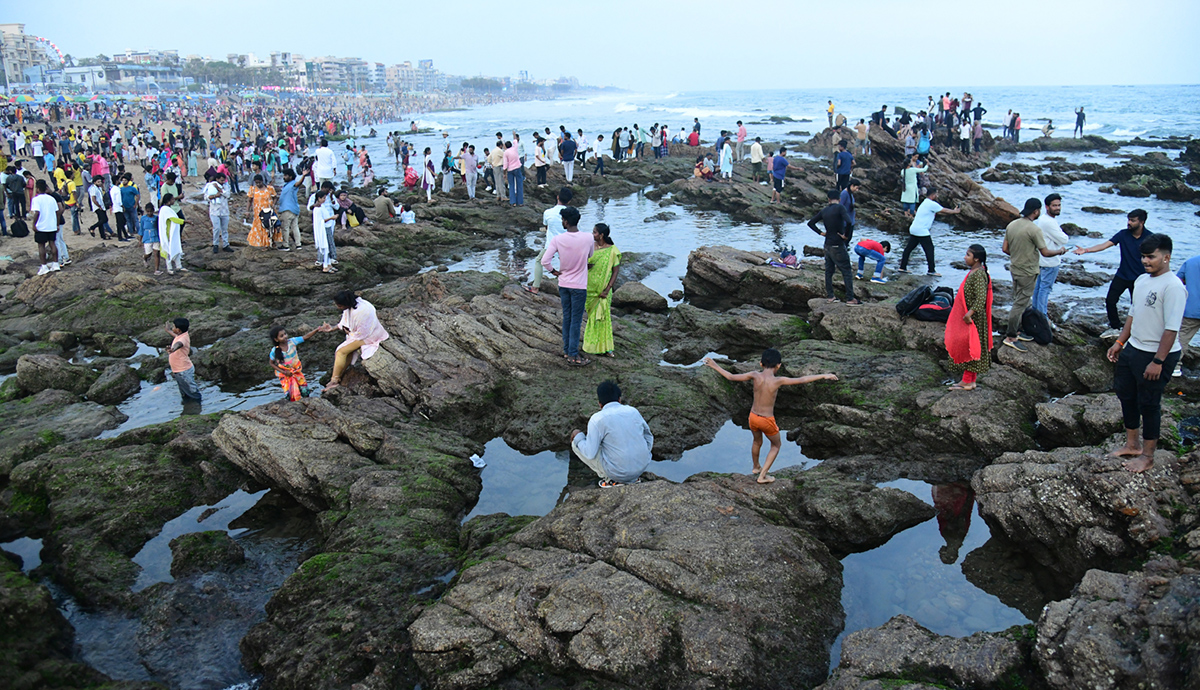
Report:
168,531,245,578
85,362,142,405
610,281,667,313
0,339,61,374
818,615,1036,690
410,475,845,690
1035,558,1200,689
662,302,797,363
15,353,99,395
1034,393,1123,448
993,334,1112,395
1081,205,1125,214
0,389,127,480
94,332,138,358
972,447,1190,578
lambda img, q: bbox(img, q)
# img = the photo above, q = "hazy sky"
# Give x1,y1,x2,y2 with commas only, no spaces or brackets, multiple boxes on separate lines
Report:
8,0,1198,91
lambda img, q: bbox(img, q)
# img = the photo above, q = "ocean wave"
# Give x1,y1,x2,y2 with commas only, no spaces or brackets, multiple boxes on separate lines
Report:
1113,128,1147,137
1083,123,1102,131
614,103,639,113
649,106,748,119
416,120,451,131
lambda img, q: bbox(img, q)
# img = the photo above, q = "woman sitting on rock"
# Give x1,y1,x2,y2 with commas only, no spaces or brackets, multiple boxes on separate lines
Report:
333,190,367,228
944,244,993,391
693,155,714,181
326,290,390,390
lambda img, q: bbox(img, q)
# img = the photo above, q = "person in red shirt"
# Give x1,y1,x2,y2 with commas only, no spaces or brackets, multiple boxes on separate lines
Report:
854,238,892,283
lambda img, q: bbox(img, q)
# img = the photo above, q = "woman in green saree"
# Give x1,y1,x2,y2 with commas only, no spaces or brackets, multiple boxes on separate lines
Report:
583,223,621,357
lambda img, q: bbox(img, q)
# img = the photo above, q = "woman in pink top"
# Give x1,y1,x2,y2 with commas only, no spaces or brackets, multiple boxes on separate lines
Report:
540,206,594,365
325,290,391,388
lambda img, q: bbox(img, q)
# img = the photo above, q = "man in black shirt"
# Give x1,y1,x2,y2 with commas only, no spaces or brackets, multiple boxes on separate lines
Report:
809,189,860,305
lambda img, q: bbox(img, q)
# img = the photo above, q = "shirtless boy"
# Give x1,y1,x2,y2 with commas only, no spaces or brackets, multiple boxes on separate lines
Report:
703,349,838,483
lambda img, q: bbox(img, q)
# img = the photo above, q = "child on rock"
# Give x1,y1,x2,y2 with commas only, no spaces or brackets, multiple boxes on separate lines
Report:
139,202,161,275
703,349,837,483
268,324,328,401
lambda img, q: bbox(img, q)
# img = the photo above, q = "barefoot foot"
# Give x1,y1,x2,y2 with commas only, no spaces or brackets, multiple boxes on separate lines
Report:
757,474,776,484
1109,444,1143,459
1123,454,1155,473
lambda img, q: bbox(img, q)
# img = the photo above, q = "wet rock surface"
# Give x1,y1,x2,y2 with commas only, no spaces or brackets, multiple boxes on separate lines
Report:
411,474,845,690
0,388,127,480
168,531,245,578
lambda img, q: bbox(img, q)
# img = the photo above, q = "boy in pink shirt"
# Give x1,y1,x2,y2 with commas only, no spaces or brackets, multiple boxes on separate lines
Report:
541,206,593,365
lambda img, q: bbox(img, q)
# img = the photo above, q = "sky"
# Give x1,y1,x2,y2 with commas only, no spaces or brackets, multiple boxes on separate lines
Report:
7,0,1198,91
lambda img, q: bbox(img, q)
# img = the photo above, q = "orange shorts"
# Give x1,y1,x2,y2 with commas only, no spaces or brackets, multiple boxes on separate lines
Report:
748,412,780,437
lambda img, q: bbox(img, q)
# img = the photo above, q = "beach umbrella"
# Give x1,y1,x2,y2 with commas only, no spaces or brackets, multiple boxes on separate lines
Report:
71,95,91,102
12,95,35,103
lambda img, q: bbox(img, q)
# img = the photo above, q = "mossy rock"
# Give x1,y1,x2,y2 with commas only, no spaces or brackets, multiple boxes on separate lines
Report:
169,531,245,578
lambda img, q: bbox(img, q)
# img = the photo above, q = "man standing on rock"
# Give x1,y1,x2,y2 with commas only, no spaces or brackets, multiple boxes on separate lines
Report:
570,380,653,488
314,138,338,186
898,188,959,276
205,171,233,254
526,187,573,295
749,137,765,184
1032,193,1070,315
770,147,802,204
1074,107,1086,138
736,121,747,160
1074,209,1151,339
541,206,593,366
1002,198,1069,352
809,189,860,305
1107,233,1184,473
834,140,853,191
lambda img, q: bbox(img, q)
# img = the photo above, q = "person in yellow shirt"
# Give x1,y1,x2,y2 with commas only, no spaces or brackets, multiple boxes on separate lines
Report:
62,174,80,235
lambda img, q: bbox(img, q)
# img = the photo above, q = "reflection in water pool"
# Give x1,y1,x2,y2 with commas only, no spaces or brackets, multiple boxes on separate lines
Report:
0,536,43,571
131,489,269,592
832,478,1030,666
465,425,1030,670
100,373,326,439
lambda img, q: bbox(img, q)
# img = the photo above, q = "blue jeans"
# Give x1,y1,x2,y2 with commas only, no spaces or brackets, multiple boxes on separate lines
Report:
172,366,203,402
559,287,586,358
507,168,524,205
1033,265,1059,315
854,246,886,276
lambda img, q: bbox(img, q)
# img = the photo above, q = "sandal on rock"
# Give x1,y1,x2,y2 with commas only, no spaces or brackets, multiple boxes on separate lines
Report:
567,356,592,367
523,285,539,294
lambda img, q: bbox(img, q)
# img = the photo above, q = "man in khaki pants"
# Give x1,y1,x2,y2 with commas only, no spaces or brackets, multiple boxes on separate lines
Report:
1174,253,1200,377
277,169,302,251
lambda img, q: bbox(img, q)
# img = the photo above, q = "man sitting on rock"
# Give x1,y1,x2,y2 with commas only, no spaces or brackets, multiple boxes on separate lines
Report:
570,380,654,488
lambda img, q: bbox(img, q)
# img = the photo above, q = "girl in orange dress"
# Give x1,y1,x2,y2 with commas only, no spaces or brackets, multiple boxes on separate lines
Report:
245,173,277,247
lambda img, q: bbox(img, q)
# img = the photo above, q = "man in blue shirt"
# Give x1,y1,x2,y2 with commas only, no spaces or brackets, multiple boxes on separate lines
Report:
1174,251,1200,377
835,140,854,191
278,168,302,251
1074,209,1150,338
771,147,802,204
570,380,654,488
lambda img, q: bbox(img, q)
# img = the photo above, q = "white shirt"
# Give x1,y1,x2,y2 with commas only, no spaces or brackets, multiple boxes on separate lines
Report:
542,203,566,240
1129,271,1187,353
109,185,123,211
572,402,654,484
314,146,337,178
31,193,59,233
909,199,944,237
88,184,106,210
1036,214,1070,268
750,141,764,163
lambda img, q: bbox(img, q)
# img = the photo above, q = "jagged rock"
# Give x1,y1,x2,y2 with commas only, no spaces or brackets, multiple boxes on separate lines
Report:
772,340,1039,458
0,556,114,689
0,389,127,479
6,417,241,607
1058,222,1088,236
972,447,1190,577
15,353,99,395
85,362,142,405
213,398,484,690
818,615,1036,690
1038,173,1073,186
643,211,677,222
168,531,245,578
610,281,667,313
1054,264,1109,287
1035,558,1200,689
410,475,845,690
1081,205,1125,214
994,333,1112,394
93,332,137,358
1116,182,1151,197
46,330,78,348
1034,393,1123,448
807,298,949,356
662,303,797,362
0,340,61,374
1155,179,1198,202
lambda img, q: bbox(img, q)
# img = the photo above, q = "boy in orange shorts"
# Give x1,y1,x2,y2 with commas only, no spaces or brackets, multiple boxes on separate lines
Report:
703,349,838,483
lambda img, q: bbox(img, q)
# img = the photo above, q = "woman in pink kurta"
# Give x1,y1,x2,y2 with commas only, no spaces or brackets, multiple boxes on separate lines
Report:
325,291,390,388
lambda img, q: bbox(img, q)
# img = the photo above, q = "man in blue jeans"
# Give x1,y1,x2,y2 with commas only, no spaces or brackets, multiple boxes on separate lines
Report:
503,141,524,206
1033,193,1070,314
854,238,891,283
540,206,593,365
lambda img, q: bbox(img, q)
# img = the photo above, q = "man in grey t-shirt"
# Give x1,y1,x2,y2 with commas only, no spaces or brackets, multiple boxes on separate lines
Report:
570,380,654,488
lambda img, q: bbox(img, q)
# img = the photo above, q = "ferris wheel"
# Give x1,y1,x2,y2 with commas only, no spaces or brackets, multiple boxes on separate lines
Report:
32,35,65,66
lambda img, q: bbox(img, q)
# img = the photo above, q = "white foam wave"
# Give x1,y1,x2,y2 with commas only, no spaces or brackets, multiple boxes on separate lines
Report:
649,106,748,119
1113,128,1147,137
614,103,639,113
416,120,451,131
1082,123,1102,131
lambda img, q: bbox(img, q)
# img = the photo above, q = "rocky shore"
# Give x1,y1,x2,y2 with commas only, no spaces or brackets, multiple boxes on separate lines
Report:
1,126,1198,689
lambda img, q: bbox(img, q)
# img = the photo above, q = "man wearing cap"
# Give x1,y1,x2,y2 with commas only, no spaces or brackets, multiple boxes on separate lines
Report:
1001,198,1069,352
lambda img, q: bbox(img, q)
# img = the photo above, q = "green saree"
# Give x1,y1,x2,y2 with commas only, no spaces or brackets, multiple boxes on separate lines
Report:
583,244,621,355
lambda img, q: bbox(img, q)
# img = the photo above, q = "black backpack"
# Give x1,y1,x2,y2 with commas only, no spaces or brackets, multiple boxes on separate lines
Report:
1021,308,1052,346
914,289,954,322
896,285,933,318
9,218,28,238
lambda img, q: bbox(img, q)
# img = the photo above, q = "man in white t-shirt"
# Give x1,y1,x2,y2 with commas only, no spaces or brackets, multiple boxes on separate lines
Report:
1033,193,1070,315
31,180,63,275
1107,232,1185,473
525,186,573,294
313,138,338,183
898,188,960,276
